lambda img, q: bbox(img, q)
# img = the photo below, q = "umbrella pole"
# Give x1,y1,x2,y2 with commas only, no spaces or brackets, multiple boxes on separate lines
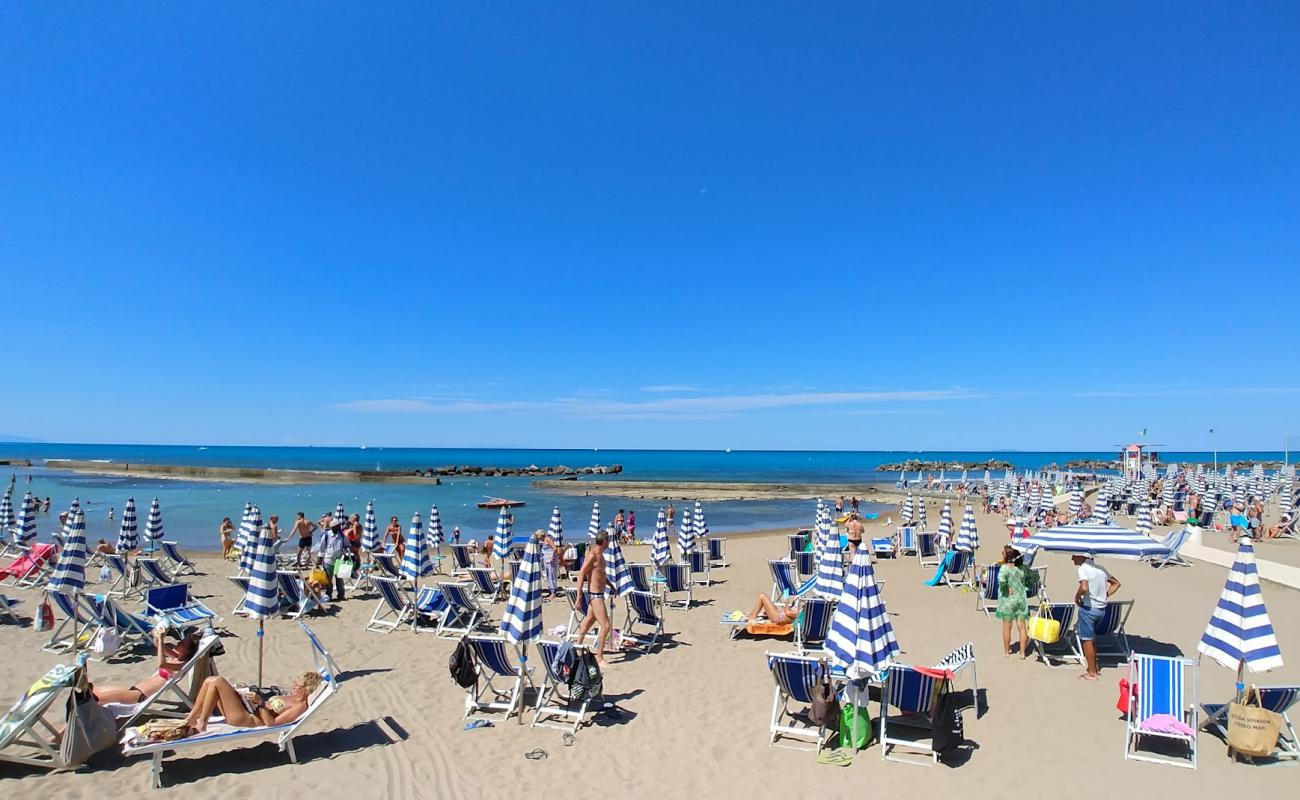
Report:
257,619,265,687
517,642,528,725
1235,658,1245,702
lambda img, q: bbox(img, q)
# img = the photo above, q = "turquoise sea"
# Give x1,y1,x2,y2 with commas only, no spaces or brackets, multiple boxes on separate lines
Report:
1,443,1287,551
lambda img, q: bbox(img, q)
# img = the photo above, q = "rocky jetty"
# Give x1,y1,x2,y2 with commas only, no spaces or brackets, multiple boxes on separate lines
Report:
876,458,1014,472
412,464,622,478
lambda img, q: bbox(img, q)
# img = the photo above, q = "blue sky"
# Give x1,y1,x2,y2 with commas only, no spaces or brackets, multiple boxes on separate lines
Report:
1,3,1297,451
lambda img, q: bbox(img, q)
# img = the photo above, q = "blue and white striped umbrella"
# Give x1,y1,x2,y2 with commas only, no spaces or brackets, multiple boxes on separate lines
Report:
651,509,670,565
116,496,139,552
955,503,979,552
242,519,280,620
826,545,899,679
239,504,261,573
1090,493,1112,524
332,502,346,528
677,512,695,557
814,502,831,565
901,493,914,525
427,505,444,550
937,500,953,547
47,509,88,594
587,501,601,539
0,485,12,532
547,506,564,545
1068,488,1083,520
1016,523,1170,560
500,532,544,644
916,500,928,530
815,522,844,597
603,532,635,598
693,501,709,539
1198,537,1284,673
145,497,164,552
15,492,37,545
494,507,513,564
361,501,380,552
1135,503,1153,536
401,512,432,582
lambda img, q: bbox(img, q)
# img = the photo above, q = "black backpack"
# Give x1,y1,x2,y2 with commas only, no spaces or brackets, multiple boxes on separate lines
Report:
568,649,603,700
448,638,477,688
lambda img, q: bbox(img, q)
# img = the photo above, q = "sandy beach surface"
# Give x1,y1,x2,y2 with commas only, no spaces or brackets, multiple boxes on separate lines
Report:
2,500,1297,798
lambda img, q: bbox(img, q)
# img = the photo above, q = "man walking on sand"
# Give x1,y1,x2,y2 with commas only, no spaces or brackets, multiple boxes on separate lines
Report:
1072,553,1120,680
573,531,612,667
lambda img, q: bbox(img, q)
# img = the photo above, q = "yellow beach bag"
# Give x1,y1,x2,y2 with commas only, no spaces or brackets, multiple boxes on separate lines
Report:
1027,604,1061,644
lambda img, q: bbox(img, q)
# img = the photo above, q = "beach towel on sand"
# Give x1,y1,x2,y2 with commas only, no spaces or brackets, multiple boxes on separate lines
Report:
746,621,794,637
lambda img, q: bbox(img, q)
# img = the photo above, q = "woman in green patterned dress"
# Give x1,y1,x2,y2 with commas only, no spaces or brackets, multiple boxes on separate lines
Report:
996,544,1037,658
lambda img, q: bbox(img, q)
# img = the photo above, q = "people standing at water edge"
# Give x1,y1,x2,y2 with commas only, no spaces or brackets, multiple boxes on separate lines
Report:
996,545,1037,658
573,531,612,668
107,506,114,523
1072,553,1120,680
269,515,282,542
384,515,403,557
627,509,636,541
42,496,51,512
614,509,626,542
452,526,461,543
315,520,347,601
665,503,675,529
293,512,316,567
219,517,235,558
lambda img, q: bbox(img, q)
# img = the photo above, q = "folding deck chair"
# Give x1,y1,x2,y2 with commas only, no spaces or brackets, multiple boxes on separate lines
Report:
436,581,487,639
133,558,174,598
532,640,597,734
896,526,918,556
228,575,253,616
933,642,981,716
623,589,665,651
1124,653,1197,768
880,664,941,765
275,571,324,620
107,632,223,729
0,663,87,770
794,549,816,578
97,595,158,656
447,543,473,576
787,532,810,558
412,586,447,631
365,577,415,633
938,549,974,589
659,563,693,608
0,592,18,623
1069,600,1133,665
1029,603,1076,666
0,543,56,588
916,532,941,568
372,552,405,582
144,584,221,629
467,567,506,602
41,589,101,654
708,537,728,567
871,537,897,558
1150,529,1193,569
976,564,1046,616
795,596,835,654
159,541,199,577
687,549,711,587
464,635,534,720
1202,685,1299,759
769,559,800,601
102,553,135,596
766,652,833,752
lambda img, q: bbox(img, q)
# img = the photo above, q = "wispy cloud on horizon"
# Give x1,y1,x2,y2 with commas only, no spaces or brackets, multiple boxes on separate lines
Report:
638,384,702,393
1071,386,1300,399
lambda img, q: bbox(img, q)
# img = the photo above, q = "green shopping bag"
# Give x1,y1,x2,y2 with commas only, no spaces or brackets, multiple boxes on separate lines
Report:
839,703,872,750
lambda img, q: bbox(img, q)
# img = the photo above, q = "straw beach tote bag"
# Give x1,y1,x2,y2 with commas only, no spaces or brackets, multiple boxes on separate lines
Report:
1228,686,1283,759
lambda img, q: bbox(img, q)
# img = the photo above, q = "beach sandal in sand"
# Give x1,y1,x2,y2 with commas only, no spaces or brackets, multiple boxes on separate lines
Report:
816,750,853,767
464,719,494,731
562,733,575,747
524,748,549,760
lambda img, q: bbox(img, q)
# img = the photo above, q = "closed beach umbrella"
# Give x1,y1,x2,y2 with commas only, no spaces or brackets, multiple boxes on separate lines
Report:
1016,523,1170,560
0,485,12,532
955,503,979,552
15,492,37,545
361,501,380,552
145,497,164,553
401,512,431,584
677,512,695,558
494,507,513,566
242,520,280,686
333,502,346,528
901,493,914,525
587,501,601,539
826,545,899,680
239,504,261,574
427,505,444,553
693,501,709,539
917,500,928,530
651,509,670,565
547,505,564,545
815,524,844,598
116,497,139,552
1135,503,1153,537
1198,537,1284,679
1069,488,1083,520
937,500,953,547
500,533,544,645
47,509,88,594
603,532,635,598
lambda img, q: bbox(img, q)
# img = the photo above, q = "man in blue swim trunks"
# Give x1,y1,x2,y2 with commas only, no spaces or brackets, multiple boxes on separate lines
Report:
1072,554,1121,681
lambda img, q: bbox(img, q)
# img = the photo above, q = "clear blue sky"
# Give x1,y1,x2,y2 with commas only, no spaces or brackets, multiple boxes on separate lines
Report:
2,3,1297,451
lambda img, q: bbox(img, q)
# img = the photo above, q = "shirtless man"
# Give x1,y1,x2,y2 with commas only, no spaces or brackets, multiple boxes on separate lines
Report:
573,531,612,667
292,512,315,567
844,513,865,553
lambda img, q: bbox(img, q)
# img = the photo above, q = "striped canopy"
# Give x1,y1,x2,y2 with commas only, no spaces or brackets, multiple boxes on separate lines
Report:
47,509,88,594
587,501,601,539
401,512,432,581
603,532,635,598
901,493,914,525
916,501,928,530
361,501,380,552
1135,503,1152,536
955,503,979,552
427,505,444,549
814,502,832,566
1198,537,1284,673
494,507,513,564
826,545,899,679
1069,488,1083,520
145,498,164,549
651,509,670,565
333,502,346,528
677,512,695,557
547,505,564,545
241,519,280,619
499,532,543,644
116,496,139,552
0,485,12,531
693,501,709,539
1016,523,1170,559
15,492,37,545
815,523,844,598
239,504,261,573
937,500,953,547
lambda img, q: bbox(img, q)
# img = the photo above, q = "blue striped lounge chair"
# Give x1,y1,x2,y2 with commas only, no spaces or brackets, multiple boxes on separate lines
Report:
794,597,835,654
794,549,816,577
465,635,534,720
133,558,174,598
275,572,322,620
0,592,18,624
109,632,223,729
871,537,896,558
436,582,487,639
122,624,342,788
159,541,199,577
467,567,505,602
788,532,809,559
623,590,665,651
880,664,940,765
413,586,447,631
102,553,134,596
227,576,253,616
916,532,941,568
896,526,918,556
769,559,799,600
562,587,586,636
448,543,473,576
1202,685,1299,760
97,596,156,655
373,552,404,582
975,563,1001,616
145,583,221,628
767,652,832,752
1150,529,1193,569
532,640,596,734
365,577,414,633
627,563,653,593
1069,600,1133,665
687,549,711,587
708,537,728,567
939,549,974,589
0,663,85,770
659,563,693,609
1029,603,1076,666
41,590,100,654
1124,653,1197,768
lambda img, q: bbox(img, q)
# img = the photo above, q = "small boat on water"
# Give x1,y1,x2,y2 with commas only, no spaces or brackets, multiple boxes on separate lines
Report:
477,497,527,509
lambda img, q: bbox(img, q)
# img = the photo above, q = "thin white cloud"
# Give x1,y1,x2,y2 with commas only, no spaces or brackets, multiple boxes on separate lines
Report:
1072,386,1300,399
639,384,701,393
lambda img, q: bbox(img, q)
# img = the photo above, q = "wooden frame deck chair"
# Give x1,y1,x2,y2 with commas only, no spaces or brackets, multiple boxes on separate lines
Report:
1124,653,1197,768
795,549,816,577
228,576,253,616
436,581,487,639
447,543,473,576
659,563,693,608
1029,602,1077,666
275,571,323,620
464,635,534,720
1069,600,1134,665
121,623,342,789
766,652,832,752
145,584,221,629
365,577,414,633
916,532,941,568
627,562,654,593
412,586,447,632
159,541,198,577
1202,685,1299,759
708,537,728,567
896,526,918,556
532,640,595,734
795,597,836,654
687,549,711,587
623,589,665,651
0,663,89,771
102,553,135,596
939,549,974,589
880,664,940,765
108,632,223,729
467,567,506,602
131,558,174,599
0,542,55,588
933,642,981,715
0,592,18,623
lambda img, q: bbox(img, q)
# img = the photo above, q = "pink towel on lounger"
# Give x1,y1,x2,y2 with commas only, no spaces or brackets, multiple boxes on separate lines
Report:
1139,713,1194,737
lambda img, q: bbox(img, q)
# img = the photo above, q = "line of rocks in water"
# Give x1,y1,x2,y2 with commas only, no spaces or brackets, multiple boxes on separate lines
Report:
875,459,1014,472
411,464,623,478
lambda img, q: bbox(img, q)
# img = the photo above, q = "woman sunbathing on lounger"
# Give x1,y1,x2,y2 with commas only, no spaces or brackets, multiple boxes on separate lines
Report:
92,627,204,704
181,671,322,734
747,593,801,625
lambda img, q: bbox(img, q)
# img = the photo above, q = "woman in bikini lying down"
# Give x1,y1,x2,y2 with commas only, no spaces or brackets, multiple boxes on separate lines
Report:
92,627,204,704
747,593,802,625
180,670,322,734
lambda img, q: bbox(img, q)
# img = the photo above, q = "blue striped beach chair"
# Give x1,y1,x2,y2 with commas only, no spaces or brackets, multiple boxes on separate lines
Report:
1069,600,1133,665
436,581,487,639
1202,685,1299,759
1124,653,1197,768
938,549,974,589
97,595,156,655
532,640,596,734
880,664,940,765
133,557,174,598
465,635,534,720
0,592,18,623
795,596,835,654
1150,529,1192,569
769,559,799,600
687,549,711,587
159,541,199,577
871,537,896,558
102,553,134,596
41,590,99,654
623,590,665,651
365,577,414,633
227,576,253,616
0,663,84,770
275,571,323,620
788,532,809,559
659,563,693,609
413,586,447,631
467,567,505,602
145,583,221,628
708,537,728,567
916,532,941,568
975,563,1001,616
766,652,832,752
896,526,918,556
627,563,653,593
794,549,816,578
448,543,473,576
372,552,404,582
1030,603,1076,666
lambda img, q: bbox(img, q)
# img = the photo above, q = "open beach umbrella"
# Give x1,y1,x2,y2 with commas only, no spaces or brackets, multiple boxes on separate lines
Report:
693,501,709,540
901,493,914,525
361,501,380,552
955,503,979,552
603,532,635,598
937,500,953,548
241,519,280,687
1135,503,1152,537
677,513,695,558
145,498,164,553
547,505,564,545
651,509,670,565
1015,523,1170,560
587,501,601,539
0,485,12,533
401,512,432,585
815,523,844,598
15,492,37,545
238,504,261,574
116,497,139,552
1198,537,1284,688
826,545,899,680
47,509,88,595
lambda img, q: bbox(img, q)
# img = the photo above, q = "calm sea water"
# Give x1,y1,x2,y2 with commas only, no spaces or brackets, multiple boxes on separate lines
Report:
1,443,1287,551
